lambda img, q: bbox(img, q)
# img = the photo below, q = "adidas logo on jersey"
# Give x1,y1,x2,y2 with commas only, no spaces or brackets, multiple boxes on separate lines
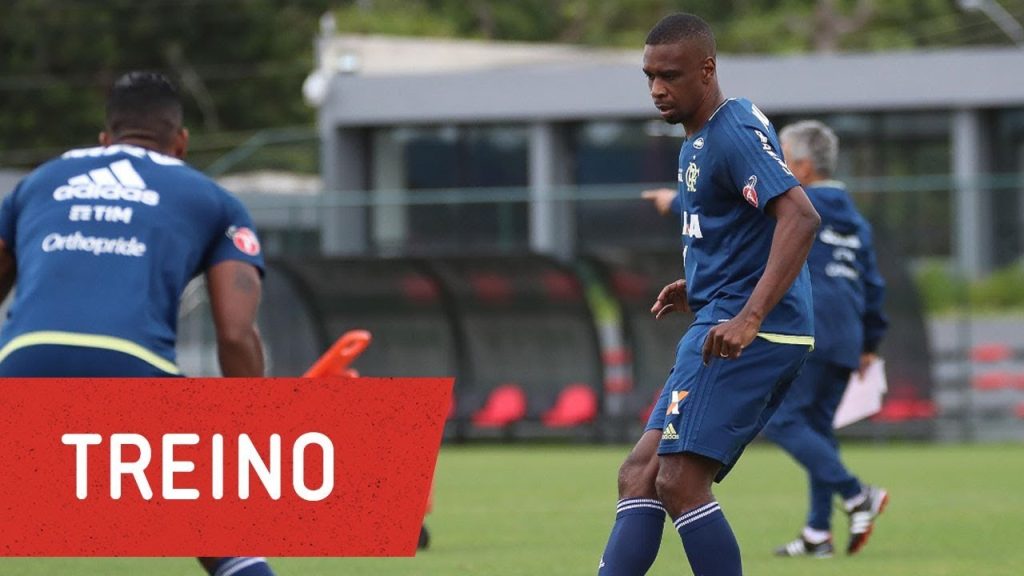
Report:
662,423,679,441
53,159,160,206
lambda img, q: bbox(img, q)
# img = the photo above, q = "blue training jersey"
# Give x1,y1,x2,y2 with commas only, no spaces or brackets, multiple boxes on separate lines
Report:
804,181,888,369
677,98,814,342
0,144,265,374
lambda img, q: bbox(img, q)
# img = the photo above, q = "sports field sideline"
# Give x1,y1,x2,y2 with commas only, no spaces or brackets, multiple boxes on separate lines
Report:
2,442,1019,576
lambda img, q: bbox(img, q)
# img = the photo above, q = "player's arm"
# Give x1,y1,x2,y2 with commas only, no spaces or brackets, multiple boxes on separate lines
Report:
651,278,690,319
0,238,15,304
702,186,820,363
747,185,820,319
205,260,264,377
859,220,888,375
641,188,681,217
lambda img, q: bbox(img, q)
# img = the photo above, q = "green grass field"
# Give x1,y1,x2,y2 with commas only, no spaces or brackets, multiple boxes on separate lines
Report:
2,442,1021,575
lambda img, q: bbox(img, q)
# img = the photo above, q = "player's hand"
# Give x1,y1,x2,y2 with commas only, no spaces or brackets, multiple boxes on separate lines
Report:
701,312,761,365
857,352,878,379
641,188,678,216
651,279,690,319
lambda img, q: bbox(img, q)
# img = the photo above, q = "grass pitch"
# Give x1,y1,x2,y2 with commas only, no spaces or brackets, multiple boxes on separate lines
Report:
2,442,1020,575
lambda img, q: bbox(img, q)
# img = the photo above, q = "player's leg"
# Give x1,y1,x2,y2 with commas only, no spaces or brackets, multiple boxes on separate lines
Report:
811,363,889,554
763,358,845,555
656,451,741,576
766,362,864,505
596,427,666,574
807,362,863,506
198,557,275,576
765,473,837,558
657,327,810,575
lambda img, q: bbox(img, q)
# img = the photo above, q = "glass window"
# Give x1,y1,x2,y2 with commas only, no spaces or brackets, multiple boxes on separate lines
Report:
375,125,530,253
992,108,1024,265
572,120,683,251
772,111,953,260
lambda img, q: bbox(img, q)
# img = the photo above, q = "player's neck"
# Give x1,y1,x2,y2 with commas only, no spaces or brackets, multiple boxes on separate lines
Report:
111,137,160,152
110,137,180,158
683,88,726,137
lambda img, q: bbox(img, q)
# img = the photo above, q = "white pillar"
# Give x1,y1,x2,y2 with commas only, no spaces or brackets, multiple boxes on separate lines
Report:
371,130,408,253
952,109,992,279
319,125,369,255
529,122,575,260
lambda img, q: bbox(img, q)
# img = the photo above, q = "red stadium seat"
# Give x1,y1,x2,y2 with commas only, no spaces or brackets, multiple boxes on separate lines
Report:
472,384,527,428
971,372,1015,391
873,399,937,422
542,384,599,427
970,343,1012,363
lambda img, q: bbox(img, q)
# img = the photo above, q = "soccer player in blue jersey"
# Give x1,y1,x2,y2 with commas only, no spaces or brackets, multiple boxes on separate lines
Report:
0,72,275,576
765,120,889,558
597,14,821,576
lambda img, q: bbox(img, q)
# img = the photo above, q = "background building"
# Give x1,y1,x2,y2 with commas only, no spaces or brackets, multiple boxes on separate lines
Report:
307,35,1024,281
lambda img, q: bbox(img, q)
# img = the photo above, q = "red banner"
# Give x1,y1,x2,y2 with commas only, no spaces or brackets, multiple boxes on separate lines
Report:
0,377,452,556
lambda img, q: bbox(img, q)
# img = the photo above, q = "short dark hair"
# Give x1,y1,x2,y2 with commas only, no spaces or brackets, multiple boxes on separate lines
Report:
105,71,183,146
645,13,716,55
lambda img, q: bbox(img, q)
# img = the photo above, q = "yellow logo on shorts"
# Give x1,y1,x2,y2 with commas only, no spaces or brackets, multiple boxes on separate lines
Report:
662,423,679,441
666,391,688,415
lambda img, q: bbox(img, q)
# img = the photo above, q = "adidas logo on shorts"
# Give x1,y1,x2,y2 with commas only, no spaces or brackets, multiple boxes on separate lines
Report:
662,423,679,440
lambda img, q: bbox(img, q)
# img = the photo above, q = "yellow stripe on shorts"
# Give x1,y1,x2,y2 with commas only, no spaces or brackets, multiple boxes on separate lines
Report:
0,330,181,375
757,332,815,349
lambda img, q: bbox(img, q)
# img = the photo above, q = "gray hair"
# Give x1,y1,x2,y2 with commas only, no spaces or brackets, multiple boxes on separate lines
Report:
779,120,839,178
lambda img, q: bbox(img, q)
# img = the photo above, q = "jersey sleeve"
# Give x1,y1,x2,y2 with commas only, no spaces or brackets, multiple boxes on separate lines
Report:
203,190,266,276
722,110,801,213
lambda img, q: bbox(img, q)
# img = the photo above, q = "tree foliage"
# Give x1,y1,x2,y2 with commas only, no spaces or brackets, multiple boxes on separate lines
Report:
0,0,331,167
2,0,1022,168
333,0,1024,51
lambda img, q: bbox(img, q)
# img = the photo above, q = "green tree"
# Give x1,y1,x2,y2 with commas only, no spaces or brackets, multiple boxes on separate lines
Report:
0,0,332,168
331,0,1024,51
3,0,1023,169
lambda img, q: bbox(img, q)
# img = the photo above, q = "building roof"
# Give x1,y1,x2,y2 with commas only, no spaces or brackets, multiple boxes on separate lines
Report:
314,35,1024,126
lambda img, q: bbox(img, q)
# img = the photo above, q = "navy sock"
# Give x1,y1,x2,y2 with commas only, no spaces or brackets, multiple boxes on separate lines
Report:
673,501,741,576
597,498,666,575
209,557,276,576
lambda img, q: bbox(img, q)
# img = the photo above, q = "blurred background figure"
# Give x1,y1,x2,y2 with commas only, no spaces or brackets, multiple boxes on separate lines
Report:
764,119,889,559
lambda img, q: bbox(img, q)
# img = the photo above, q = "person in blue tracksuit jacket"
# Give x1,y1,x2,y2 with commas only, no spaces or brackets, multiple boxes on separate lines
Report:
0,71,275,576
764,120,890,558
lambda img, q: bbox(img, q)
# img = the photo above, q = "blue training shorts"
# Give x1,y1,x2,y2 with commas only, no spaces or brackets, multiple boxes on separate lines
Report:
0,344,178,377
646,323,811,481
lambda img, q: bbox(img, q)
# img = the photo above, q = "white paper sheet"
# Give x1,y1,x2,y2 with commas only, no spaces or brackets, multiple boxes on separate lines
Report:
833,358,888,429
